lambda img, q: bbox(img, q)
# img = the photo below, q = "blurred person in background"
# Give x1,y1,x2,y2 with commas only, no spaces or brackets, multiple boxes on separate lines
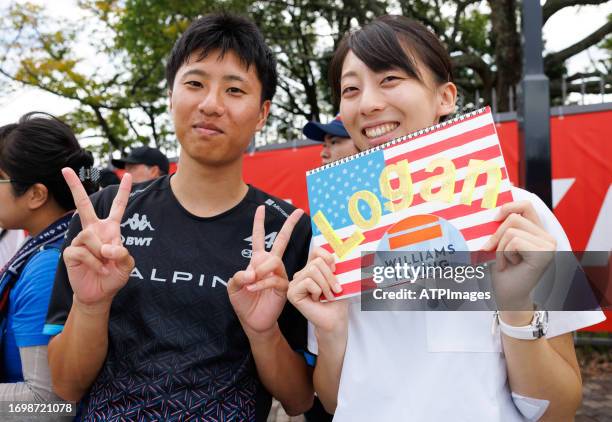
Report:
111,145,170,184
0,112,96,413
303,115,357,165
98,168,120,189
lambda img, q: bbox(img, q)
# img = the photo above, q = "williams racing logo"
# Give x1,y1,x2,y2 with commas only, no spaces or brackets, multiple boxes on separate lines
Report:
120,213,155,247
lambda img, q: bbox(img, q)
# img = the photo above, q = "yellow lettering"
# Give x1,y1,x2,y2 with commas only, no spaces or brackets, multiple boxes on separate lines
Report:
313,211,365,259
348,190,382,230
460,159,502,208
379,160,414,212
420,158,456,203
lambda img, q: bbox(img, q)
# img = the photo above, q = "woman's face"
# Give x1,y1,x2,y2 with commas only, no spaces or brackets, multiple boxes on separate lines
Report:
0,169,28,230
339,50,455,151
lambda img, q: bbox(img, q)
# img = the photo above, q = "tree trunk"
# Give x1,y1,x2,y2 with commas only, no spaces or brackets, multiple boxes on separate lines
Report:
488,0,522,112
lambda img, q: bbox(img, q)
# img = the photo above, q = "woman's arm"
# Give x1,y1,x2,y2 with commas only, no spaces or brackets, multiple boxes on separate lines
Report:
483,199,584,420
287,247,349,413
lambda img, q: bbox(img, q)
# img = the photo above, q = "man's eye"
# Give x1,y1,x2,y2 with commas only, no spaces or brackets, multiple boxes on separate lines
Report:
185,81,202,88
228,87,245,94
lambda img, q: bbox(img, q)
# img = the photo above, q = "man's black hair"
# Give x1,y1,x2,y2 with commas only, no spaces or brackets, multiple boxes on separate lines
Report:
165,13,277,103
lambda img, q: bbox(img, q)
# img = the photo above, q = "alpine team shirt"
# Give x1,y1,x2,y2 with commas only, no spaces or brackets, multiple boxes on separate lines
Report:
44,176,311,421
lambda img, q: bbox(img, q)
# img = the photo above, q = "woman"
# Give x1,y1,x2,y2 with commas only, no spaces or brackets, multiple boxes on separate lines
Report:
0,112,96,407
286,16,604,421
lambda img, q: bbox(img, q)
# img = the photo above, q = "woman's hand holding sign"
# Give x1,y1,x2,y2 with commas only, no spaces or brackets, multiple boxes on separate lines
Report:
61,168,135,313
482,200,556,321
288,247,348,334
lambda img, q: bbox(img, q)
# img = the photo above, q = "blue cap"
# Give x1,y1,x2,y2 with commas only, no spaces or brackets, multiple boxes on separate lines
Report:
302,115,349,142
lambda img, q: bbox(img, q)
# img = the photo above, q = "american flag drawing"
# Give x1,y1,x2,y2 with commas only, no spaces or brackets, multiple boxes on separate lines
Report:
306,107,514,299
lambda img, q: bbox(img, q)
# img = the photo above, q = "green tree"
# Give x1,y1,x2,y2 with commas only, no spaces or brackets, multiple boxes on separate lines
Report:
1,0,610,158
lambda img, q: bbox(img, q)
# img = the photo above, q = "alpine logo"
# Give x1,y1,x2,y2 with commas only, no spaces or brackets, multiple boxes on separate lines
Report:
121,213,155,247
241,232,278,258
121,213,155,231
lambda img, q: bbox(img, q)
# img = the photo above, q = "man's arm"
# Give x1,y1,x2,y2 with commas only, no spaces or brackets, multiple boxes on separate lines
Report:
48,298,111,402
47,170,134,402
228,207,315,415
246,324,313,415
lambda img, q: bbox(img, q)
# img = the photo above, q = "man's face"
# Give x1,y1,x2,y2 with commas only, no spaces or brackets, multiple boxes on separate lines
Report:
124,163,159,184
321,134,358,165
169,49,270,167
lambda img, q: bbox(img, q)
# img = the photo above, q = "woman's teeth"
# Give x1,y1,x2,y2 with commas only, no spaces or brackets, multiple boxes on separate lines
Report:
364,122,399,139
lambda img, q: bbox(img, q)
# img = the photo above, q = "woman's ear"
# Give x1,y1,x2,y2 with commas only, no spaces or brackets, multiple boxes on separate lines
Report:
436,82,457,118
27,183,49,211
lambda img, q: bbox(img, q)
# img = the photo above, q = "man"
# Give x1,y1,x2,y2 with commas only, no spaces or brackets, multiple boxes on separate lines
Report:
45,13,314,421
97,168,120,189
111,145,170,183
302,115,357,165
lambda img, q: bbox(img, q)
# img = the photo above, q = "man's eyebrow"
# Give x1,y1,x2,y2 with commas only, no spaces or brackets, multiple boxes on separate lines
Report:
180,69,208,80
179,70,248,84
223,74,247,83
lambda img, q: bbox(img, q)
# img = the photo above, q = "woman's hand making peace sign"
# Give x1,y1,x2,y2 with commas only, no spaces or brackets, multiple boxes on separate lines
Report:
61,168,135,313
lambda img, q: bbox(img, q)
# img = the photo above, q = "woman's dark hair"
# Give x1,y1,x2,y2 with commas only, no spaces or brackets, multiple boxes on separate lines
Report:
0,112,96,211
165,12,277,103
329,15,454,107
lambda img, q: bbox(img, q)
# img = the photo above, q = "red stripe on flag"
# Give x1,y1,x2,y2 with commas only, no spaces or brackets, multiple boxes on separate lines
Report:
459,221,500,240
385,123,497,166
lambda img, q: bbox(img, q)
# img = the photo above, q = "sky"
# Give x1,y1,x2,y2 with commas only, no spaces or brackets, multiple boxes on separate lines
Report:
0,0,610,138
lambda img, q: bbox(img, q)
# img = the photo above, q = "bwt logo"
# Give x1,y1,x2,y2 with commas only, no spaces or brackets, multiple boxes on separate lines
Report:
121,213,155,247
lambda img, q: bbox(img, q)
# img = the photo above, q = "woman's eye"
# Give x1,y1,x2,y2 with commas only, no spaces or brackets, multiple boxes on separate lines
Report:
382,75,401,84
341,86,358,96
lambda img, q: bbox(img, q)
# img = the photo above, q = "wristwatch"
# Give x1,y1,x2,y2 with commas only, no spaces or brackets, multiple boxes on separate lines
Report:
493,310,549,340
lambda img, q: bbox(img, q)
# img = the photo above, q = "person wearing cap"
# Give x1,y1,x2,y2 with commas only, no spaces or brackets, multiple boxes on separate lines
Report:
303,115,358,165
111,146,170,184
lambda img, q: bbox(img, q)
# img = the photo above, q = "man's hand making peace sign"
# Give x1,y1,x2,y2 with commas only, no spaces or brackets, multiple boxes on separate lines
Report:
61,168,135,313
228,205,304,335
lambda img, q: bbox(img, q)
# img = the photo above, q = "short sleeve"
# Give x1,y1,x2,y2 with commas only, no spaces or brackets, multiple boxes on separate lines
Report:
11,249,60,347
511,187,606,336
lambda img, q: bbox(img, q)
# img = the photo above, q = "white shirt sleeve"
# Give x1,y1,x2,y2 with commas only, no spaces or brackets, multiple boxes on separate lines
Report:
511,187,606,337
307,321,318,355
0,230,26,268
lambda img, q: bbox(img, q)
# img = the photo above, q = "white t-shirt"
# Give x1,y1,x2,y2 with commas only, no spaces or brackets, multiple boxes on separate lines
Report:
308,187,605,422
0,229,25,269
